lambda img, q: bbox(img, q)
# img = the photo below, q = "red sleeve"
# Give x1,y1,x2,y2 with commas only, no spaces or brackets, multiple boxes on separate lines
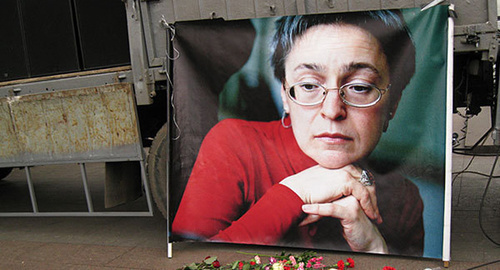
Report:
212,184,304,244
172,120,304,245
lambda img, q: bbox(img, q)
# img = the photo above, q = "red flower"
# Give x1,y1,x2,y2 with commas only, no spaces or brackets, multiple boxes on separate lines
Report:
336,260,345,270
346,258,355,268
250,261,256,266
382,267,396,270
212,260,221,268
238,261,244,270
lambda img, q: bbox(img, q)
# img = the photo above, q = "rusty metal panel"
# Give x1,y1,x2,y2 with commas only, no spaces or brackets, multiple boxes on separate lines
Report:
0,100,20,163
226,0,257,20
200,0,228,20
173,0,201,22
0,83,142,167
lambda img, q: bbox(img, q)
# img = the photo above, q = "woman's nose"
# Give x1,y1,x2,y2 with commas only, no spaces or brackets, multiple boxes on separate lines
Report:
320,90,347,120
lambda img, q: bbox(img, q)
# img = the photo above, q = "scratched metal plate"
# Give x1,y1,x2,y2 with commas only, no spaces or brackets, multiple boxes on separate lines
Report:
0,83,142,167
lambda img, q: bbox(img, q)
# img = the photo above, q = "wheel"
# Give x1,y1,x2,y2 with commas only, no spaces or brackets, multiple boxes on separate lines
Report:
0,168,13,180
147,123,169,219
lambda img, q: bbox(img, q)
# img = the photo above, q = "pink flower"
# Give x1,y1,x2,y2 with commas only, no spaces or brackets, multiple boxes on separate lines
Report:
254,255,261,264
313,263,325,269
289,256,297,266
382,267,396,270
270,257,277,264
297,262,305,270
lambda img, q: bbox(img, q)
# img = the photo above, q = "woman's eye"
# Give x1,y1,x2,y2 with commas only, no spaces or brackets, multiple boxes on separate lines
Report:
346,84,374,93
299,83,320,92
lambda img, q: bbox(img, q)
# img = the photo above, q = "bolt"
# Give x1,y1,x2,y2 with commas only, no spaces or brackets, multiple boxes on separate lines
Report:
269,5,276,15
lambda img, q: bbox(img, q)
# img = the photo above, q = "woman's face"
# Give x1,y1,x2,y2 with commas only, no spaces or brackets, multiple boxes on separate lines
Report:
281,24,398,169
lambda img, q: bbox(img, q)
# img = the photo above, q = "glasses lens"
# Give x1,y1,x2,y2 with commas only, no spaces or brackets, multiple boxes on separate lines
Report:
289,83,325,105
340,83,381,106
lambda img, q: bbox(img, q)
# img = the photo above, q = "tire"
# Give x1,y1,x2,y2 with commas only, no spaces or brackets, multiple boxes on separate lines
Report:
0,168,13,180
147,123,169,219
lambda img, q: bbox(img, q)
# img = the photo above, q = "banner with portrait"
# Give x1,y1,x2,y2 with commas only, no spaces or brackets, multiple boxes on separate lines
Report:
169,6,450,259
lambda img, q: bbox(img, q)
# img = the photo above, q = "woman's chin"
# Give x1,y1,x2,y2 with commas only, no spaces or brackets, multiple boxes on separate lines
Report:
314,156,357,169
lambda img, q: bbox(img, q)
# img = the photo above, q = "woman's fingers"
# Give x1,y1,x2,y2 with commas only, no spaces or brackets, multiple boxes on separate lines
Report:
345,179,382,223
302,197,388,253
281,164,382,223
366,185,383,224
302,203,340,217
298,214,321,227
344,166,382,224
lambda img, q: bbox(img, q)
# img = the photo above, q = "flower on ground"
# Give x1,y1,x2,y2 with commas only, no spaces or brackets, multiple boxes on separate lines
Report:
336,260,345,270
177,251,358,270
255,255,261,264
272,261,284,270
383,267,396,270
346,258,355,268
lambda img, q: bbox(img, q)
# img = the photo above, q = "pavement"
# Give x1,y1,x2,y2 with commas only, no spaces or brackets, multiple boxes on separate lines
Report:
0,153,498,269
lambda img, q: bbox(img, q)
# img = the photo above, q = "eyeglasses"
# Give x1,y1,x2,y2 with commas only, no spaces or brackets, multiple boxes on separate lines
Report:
285,81,390,108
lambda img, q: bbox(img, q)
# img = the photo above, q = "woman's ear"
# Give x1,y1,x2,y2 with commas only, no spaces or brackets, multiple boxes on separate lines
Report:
281,84,290,113
383,93,402,132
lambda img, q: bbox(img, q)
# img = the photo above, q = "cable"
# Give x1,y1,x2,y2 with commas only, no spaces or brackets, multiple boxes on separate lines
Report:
452,170,500,179
466,259,500,270
477,145,500,246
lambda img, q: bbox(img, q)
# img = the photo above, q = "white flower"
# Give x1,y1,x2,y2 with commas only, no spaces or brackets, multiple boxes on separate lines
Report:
272,262,284,270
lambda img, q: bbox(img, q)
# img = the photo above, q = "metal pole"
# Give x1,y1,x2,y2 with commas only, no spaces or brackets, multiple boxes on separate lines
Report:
79,163,94,212
25,166,38,213
492,67,500,145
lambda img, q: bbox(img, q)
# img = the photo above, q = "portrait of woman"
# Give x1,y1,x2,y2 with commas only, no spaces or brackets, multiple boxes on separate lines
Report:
171,7,448,258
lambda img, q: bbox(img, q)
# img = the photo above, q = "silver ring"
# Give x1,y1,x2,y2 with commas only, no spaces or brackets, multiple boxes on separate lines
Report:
359,169,375,186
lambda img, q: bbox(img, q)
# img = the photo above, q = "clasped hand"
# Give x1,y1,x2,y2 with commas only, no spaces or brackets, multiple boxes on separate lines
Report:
280,164,387,253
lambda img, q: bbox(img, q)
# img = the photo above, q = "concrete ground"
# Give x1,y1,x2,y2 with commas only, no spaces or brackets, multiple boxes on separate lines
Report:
0,151,498,269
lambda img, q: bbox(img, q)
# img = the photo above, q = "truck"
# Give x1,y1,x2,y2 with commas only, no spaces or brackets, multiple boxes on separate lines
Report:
1,0,498,219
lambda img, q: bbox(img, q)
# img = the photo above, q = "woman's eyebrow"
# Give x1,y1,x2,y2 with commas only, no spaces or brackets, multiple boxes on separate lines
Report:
293,63,325,73
342,62,381,77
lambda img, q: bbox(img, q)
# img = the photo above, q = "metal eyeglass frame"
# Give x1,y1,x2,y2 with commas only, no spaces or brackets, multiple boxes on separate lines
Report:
285,81,390,108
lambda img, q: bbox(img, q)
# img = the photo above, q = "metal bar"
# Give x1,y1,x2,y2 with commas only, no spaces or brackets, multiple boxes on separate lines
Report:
0,70,133,98
165,25,173,259
442,9,455,264
0,212,153,217
79,163,94,212
492,69,500,145
124,0,154,105
25,166,38,213
487,0,498,28
139,160,154,216
1,156,143,170
0,66,131,88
